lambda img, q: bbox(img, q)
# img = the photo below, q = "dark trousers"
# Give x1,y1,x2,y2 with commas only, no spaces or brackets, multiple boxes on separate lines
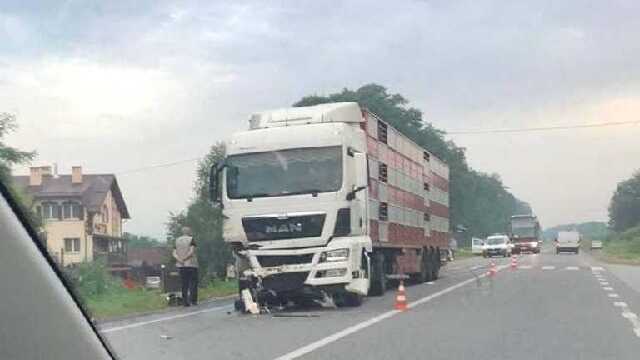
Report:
179,267,198,306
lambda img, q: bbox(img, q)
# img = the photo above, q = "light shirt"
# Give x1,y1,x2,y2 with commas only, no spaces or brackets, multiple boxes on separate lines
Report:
174,235,198,268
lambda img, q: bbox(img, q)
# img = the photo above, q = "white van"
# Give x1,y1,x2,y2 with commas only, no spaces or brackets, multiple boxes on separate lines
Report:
555,231,581,254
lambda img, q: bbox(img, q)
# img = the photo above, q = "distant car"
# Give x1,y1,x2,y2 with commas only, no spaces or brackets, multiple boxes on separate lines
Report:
483,235,511,258
471,237,485,255
591,240,603,250
555,231,581,254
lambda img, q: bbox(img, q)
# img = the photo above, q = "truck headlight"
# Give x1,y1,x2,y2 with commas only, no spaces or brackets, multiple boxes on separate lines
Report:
531,242,538,247
320,248,350,262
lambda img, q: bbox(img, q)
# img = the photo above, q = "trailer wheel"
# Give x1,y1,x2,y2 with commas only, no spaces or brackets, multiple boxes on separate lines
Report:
423,248,435,282
431,247,440,280
369,253,386,296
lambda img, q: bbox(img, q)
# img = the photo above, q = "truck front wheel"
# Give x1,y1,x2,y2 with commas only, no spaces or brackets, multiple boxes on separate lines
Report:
342,292,363,307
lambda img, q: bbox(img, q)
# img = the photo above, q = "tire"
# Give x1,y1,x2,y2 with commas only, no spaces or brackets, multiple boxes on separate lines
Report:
424,249,434,282
234,298,246,312
413,248,431,283
431,247,440,280
369,253,386,296
339,292,363,307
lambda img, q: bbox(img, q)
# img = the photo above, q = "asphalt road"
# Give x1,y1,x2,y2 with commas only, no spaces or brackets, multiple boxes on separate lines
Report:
101,248,640,359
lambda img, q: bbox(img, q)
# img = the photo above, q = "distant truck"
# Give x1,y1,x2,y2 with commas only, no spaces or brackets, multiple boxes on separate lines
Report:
509,215,541,254
210,102,450,309
555,231,582,254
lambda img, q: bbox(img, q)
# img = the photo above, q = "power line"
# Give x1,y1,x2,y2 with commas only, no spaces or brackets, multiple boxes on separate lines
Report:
446,120,640,135
113,119,640,176
116,157,200,175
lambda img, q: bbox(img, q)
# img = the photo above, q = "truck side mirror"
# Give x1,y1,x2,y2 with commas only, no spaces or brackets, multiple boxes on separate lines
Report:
209,162,224,207
346,152,368,201
354,152,368,189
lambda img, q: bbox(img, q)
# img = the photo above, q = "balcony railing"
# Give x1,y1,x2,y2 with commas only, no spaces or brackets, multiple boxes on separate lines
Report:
93,251,127,265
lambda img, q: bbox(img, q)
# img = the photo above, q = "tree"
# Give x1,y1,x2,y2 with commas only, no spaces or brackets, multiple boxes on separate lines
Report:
609,171,640,232
166,143,232,277
0,113,35,184
294,84,529,244
0,113,40,231
123,232,162,249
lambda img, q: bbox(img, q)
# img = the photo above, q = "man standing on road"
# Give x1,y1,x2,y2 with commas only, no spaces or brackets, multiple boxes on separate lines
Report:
173,227,198,307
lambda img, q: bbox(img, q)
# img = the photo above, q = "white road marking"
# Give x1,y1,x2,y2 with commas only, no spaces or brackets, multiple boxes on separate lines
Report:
100,304,234,333
600,282,609,286
542,266,555,270
622,312,638,320
591,266,605,271
608,293,620,298
603,287,614,291
614,302,628,307
518,265,532,270
565,266,579,270
273,273,486,360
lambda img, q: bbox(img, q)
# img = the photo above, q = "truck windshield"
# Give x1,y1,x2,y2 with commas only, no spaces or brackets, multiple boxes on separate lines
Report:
226,146,343,199
511,227,536,238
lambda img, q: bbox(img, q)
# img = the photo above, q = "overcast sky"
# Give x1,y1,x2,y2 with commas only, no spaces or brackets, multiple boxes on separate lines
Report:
2,0,640,239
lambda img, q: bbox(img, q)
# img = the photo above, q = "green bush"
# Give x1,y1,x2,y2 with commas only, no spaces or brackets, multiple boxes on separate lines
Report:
64,260,124,299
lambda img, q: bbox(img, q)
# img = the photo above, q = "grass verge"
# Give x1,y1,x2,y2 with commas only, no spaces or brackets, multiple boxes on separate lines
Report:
454,248,476,259
85,280,238,320
596,226,640,265
598,242,640,265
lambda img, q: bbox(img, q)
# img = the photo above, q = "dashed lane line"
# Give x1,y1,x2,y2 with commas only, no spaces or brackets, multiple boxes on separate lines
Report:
614,302,629,307
565,266,579,270
603,287,614,291
608,293,620,298
542,266,555,270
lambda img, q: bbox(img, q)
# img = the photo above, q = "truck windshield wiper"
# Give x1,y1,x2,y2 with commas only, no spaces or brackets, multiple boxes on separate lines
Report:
279,189,323,197
243,193,274,201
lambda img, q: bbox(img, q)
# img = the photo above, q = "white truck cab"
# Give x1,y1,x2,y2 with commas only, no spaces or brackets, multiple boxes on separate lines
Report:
211,103,371,308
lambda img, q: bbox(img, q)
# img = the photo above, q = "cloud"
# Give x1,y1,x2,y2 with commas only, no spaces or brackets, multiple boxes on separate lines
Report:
2,0,640,236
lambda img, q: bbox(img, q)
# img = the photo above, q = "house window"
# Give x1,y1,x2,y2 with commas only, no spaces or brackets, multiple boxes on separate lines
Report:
62,202,83,219
424,213,430,222
423,151,430,162
423,182,430,191
64,238,81,252
42,202,61,220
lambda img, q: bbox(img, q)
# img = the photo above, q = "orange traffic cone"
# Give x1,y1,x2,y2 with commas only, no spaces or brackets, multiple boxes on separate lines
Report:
487,261,497,277
394,281,408,311
510,255,518,270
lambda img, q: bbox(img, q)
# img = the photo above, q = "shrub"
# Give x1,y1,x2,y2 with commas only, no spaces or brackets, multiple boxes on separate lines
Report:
64,260,124,299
